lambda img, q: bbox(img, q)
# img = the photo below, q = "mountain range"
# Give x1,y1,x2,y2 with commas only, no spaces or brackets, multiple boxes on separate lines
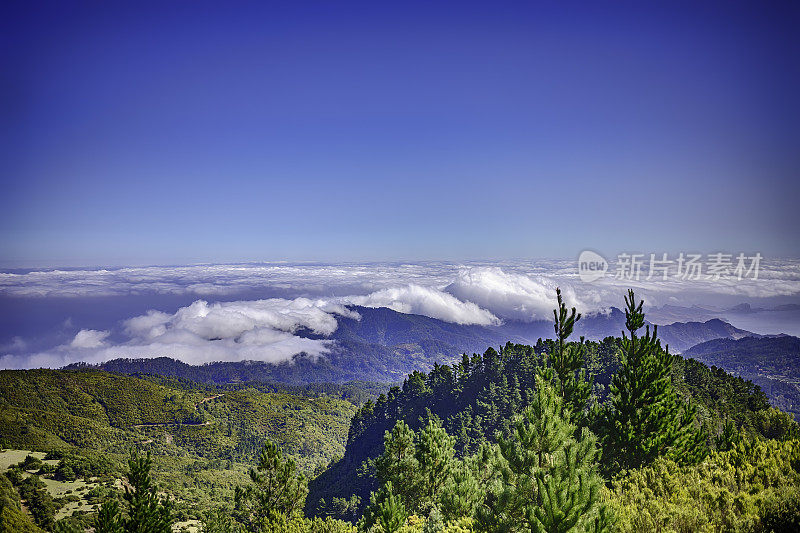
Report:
70,305,756,384
685,335,800,420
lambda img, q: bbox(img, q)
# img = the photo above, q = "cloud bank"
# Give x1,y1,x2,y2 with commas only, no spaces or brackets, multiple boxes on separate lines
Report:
345,284,500,325
0,298,358,369
2,259,800,369
445,267,592,321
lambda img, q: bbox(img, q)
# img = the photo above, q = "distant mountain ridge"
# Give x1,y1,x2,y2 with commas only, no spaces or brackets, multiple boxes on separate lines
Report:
684,335,800,379
684,335,800,421
67,305,756,384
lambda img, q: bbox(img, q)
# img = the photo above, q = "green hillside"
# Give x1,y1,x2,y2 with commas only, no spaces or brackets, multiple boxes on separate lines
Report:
0,369,370,530
0,369,361,471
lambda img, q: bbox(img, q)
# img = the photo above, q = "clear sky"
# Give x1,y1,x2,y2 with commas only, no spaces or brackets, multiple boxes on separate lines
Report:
1,1,798,267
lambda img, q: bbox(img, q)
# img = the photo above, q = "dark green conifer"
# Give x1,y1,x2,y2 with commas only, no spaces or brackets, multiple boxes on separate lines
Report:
95,452,172,533
375,483,407,533
94,500,123,533
538,288,591,422
234,439,308,530
600,290,707,471
476,377,610,532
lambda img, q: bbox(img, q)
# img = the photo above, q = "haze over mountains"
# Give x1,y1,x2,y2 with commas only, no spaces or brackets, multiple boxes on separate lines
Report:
73,304,758,378
3,260,800,371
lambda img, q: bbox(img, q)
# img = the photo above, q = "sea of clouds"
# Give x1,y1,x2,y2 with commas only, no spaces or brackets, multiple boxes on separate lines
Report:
2,259,799,369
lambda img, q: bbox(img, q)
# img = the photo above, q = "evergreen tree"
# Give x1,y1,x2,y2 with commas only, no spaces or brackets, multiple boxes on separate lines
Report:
476,378,610,533
374,420,419,510
234,439,308,531
415,417,456,513
538,288,592,422
438,458,482,522
94,500,123,533
95,452,172,533
375,483,407,533
715,419,741,452
364,417,480,528
600,290,707,471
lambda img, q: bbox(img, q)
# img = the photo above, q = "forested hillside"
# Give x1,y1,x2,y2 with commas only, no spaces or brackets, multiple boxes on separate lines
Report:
306,340,785,517
0,370,370,471
685,335,800,421
0,370,378,530
69,305,757,386
292,291,799,533
3,293,799,533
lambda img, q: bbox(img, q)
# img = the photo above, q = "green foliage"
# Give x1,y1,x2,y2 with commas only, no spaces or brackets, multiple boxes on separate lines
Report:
12,474,56,531
684,335,800,421
4,289,800,533
607,437,800,532
374,421,419,511
374,484,408,533
21,455,43,471
124,452,172,532
196,388,356,471
715,419,742,452
476,378,609,532
753,407,800,441
94,500,123,533
540,288,591,420
0,506,43,533
95,451,173,533
0,369,200,429
600,290,707,471
313,296,782,519
364,418,486,529
0,473,42,533
233,440,309,531
0,370,356,478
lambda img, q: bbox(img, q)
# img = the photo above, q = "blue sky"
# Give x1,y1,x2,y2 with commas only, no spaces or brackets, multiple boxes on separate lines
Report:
2,1,798,267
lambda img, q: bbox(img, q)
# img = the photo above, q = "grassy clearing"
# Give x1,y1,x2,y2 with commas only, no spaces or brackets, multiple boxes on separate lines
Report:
0,449,45,470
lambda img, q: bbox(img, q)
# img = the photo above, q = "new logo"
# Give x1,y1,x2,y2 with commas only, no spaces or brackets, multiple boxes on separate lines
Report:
578,250,608,282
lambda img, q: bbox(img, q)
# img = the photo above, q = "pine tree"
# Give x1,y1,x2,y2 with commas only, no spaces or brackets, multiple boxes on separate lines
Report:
375,483,407,533
438,458,482,522
600,290,707,471
374,420,419,510
123,452,172,533
715,419,742,452
538,288,591,422
95,452,172,533
415,417,456,513
234,439,308,530
364,417,481,528
476,378,610,533
94,500,123,533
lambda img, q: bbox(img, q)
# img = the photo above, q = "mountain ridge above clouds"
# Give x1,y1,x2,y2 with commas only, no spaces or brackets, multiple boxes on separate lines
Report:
64,305,757,384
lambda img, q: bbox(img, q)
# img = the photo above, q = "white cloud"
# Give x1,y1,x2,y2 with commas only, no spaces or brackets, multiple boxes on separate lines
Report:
345,284,500,326
124,298,358,342
2,259,799,305
2,259,800,369
1,297,358,369
444,267,594,321
70,329,110,348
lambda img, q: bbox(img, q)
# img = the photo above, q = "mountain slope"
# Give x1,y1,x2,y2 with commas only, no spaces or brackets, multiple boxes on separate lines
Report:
657,318,755,352
0,369,358,472
75,306,755,385
306,339,779,518
684,335,800,420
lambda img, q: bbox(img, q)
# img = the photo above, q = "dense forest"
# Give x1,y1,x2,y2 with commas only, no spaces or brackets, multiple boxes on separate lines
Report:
685,335,800,421
1,290,799,532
